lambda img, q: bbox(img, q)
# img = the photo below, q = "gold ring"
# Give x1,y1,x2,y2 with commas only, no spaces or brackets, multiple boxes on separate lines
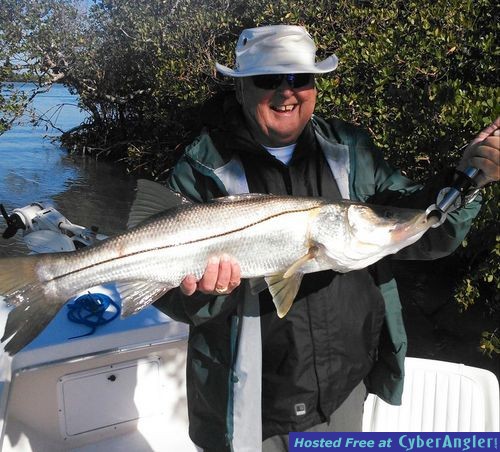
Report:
215,286,228,294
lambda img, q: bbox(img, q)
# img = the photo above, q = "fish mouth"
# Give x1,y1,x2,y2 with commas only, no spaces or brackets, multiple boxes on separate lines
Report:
389,211,436,242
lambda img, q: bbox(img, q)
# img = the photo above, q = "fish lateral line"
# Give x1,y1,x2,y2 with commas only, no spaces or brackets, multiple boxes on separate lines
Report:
46,205,324,283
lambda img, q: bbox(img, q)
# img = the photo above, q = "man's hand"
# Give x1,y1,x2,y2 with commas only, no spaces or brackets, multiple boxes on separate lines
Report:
458,117,500,187
180,254,241,296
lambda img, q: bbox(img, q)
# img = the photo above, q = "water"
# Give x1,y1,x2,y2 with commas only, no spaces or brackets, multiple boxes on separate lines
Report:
0,82,136,256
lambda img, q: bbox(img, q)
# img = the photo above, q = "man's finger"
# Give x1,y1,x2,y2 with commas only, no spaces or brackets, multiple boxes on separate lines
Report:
180,274,198,296
197,256,220,293
214,254,232,292
227,259,241,291
471,117,500,144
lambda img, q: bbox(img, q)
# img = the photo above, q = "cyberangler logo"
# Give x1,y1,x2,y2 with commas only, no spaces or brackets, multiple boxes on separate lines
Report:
399,434,498,452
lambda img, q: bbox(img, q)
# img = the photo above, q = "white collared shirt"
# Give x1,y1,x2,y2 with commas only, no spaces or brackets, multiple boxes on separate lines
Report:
263,143,296,165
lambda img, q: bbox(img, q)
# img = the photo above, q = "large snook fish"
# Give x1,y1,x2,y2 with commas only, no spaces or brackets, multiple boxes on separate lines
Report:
0,180,437,354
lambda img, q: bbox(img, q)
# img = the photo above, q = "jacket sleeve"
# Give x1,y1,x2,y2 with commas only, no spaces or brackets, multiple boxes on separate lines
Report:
351,127,481,260
154,287,239,326
152,141,239,326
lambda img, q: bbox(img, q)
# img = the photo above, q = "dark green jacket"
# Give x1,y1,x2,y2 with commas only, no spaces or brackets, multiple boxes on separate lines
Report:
155,114,480,450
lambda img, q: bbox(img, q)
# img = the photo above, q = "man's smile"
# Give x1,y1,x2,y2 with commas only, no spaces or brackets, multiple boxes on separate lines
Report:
270,104,297,113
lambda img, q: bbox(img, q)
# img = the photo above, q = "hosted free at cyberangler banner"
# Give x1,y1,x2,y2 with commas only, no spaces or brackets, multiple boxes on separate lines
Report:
289,432,499,451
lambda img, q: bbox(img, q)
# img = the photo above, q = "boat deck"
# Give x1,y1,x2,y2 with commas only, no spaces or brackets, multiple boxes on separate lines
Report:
0,287,196,451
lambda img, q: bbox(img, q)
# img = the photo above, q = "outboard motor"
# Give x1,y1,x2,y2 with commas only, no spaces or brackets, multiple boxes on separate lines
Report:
1,202,105,253
0,204,26,239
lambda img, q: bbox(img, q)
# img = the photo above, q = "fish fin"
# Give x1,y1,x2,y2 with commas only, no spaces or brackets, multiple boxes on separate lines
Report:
256,248,317,316
249,277,268,294
282,246,318,279
115,280,173,317
2,301,63,355
265,272,304,318
0,256,68,354
127,179,191,228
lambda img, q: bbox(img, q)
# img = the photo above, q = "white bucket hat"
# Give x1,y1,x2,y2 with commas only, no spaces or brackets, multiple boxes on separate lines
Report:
216,25,338,77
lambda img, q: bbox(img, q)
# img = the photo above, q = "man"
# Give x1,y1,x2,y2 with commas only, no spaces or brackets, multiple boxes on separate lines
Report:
154,25,499,451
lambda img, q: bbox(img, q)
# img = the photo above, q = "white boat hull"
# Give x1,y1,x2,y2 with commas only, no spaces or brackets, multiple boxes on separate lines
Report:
0,290,195,451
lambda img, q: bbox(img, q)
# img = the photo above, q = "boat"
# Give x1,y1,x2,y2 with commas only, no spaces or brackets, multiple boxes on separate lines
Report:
1,203,498,451
0,203,196,451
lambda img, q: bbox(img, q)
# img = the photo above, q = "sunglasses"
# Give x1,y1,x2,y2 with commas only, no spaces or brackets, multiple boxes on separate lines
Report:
251,73,314,90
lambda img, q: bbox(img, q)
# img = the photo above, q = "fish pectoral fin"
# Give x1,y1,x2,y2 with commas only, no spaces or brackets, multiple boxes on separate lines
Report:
127,179,191,228
265,272,304,318
115,280,173,317
283,246,318,279
263,248,317,317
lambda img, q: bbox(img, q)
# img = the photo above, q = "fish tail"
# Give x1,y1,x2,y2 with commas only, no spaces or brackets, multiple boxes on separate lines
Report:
0,256,65,354
0,255,41,297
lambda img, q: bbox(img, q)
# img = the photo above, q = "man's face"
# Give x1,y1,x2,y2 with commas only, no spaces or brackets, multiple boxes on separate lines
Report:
236,75,316,147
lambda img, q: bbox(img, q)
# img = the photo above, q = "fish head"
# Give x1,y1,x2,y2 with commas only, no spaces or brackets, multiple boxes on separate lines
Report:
313,202,437,271
346,203,436,249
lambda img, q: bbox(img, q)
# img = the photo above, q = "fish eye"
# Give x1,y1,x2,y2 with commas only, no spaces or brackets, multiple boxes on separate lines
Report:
384,211,394,219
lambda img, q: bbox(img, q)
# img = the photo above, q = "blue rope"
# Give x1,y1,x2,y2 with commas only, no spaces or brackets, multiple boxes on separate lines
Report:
67,292,121,339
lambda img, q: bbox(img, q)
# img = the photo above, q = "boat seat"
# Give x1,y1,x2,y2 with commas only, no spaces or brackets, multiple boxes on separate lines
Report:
363,357,500,432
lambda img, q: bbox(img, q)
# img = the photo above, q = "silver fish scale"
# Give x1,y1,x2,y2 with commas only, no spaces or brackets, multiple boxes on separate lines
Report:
122,196,324,252
37,196,325,300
